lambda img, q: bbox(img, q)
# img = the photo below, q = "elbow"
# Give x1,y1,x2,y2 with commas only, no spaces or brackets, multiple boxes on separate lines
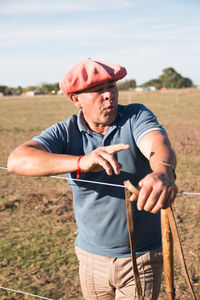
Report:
7,143,37,175
7,154,17,173
7,150,24,174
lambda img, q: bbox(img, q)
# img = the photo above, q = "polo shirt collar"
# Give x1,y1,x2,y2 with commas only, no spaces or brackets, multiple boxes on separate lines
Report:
77,110,89,132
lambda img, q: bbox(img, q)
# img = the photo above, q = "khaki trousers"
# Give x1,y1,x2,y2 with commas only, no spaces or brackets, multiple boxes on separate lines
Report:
75,246,163,300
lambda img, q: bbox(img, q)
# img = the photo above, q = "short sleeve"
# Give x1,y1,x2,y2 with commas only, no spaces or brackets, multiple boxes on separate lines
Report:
32,122,69,154
132,104,165,146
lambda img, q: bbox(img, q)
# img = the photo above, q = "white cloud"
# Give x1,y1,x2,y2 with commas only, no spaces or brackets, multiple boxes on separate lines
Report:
1,20,199,50
0,26,104,46
0,0,136,15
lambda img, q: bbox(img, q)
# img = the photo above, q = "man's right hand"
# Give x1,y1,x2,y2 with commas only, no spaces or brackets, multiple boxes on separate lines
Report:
79,144,130,175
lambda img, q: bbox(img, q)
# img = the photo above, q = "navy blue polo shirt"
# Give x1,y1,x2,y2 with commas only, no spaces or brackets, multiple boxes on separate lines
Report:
33,104,165,257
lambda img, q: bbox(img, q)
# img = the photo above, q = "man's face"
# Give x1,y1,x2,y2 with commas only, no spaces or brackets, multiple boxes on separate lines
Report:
73,81,118,127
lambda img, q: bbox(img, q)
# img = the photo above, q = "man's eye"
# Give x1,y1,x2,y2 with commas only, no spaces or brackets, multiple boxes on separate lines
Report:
96,88,103,93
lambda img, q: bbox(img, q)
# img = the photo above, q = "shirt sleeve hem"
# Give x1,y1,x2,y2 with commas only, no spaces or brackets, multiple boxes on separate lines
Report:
136,128,166,146
32,137,53,153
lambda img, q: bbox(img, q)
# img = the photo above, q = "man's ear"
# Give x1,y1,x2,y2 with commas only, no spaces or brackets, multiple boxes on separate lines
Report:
69,94,82,109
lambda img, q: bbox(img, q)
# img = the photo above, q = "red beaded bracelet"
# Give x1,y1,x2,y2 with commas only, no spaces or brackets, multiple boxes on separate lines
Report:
76,155,84,179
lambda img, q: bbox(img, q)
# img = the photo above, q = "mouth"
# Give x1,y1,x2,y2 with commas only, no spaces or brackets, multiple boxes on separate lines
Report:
104,105,116,111
102,106,117,118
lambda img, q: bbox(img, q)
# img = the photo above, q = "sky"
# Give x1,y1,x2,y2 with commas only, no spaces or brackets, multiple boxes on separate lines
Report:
0,0,200,87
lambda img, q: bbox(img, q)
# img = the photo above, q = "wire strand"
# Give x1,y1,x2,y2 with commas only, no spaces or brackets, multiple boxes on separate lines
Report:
0,286,54,300
51,175,125,188
0,166,200,195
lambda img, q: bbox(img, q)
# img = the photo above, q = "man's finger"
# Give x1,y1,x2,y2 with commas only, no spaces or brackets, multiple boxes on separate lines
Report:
124,181,139,198
145,189,166,213
137,184,152,211
99,151,122,175
104,143,130,154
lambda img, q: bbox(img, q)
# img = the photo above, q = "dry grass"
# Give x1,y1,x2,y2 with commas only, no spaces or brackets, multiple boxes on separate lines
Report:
0,89,200,299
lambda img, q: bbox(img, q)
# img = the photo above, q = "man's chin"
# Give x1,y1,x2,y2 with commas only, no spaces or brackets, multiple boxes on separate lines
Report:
102,112,117,125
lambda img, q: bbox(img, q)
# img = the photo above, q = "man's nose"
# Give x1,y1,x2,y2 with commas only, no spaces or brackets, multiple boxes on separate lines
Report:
103,90,112,101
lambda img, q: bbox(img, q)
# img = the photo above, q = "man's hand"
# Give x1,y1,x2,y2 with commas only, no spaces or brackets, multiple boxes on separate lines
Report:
130,172,178,213
79,143,130,175
130,130,178,213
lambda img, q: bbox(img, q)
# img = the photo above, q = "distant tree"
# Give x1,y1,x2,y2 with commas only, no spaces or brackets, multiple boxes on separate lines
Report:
54,82,60,93
180,77,193,88
39,83,50,93
24,85,37,92
140,79,162,89
38,82,60,94
15,86,23,94
0,86,13,95
117,79,137,90
0,85,7,95
159,67,193,89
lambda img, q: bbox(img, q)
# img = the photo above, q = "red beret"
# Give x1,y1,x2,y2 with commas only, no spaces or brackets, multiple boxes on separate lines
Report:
59,58,127,96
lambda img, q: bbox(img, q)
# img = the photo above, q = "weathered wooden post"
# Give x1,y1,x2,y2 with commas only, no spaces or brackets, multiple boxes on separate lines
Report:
124,180,197,300
124,182,144,300
161,209,175,299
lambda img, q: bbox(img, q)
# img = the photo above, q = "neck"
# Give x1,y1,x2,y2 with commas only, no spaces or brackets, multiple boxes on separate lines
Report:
86,121,110,136
81,111,116,136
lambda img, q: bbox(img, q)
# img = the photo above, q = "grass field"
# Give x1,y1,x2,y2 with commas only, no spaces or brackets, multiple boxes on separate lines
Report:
0,89,200,299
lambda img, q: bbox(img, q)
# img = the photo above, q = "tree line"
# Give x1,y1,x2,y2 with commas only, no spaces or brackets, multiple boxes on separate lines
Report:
0,67,195,96
117,67,194,90
0,82,60,96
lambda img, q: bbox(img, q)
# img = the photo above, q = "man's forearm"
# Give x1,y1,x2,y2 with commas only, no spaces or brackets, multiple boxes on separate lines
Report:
148,138,177,180
135,132,178,213
150,145,176,173
7,141,79,176
139,131,176,177
7,141,130,177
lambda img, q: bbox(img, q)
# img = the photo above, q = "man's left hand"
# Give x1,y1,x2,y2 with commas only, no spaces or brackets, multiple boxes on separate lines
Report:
130,172,178,213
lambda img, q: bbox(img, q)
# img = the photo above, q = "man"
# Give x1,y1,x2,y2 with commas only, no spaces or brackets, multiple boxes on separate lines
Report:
7,58,178,299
